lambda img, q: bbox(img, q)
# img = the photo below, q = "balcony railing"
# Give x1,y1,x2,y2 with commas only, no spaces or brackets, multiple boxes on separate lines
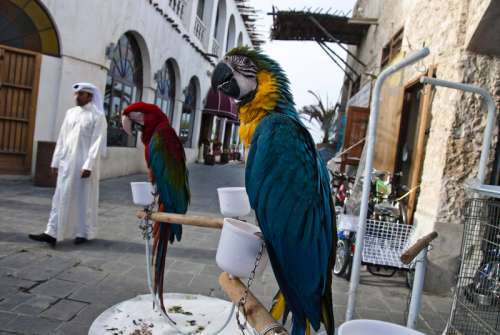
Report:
169,0,186,18
194,16,206,43
212,38,220,57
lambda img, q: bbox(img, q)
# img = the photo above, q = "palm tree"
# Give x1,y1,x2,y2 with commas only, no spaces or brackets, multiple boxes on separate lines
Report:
299,90,340,145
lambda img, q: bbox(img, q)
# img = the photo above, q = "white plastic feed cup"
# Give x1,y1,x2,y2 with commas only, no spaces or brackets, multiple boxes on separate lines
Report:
130,182,155,206
217,187,251,218
216,218,268,278
338,320,426,335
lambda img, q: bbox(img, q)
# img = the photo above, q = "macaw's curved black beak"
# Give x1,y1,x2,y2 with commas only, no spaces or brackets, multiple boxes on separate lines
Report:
211,62,240,98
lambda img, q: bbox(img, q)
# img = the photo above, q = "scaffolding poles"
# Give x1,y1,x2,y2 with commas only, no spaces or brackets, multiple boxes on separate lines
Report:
345,48,430,321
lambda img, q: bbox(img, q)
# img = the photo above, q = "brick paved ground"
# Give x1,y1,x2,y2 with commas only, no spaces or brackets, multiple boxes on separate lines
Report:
0,163,452,334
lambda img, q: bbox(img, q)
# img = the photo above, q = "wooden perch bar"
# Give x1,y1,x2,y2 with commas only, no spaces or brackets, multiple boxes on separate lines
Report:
136,211,224,229
219,272,288,335
401,231,438,265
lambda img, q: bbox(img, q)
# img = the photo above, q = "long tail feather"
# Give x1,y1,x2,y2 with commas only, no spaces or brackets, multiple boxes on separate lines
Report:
152,204,172,314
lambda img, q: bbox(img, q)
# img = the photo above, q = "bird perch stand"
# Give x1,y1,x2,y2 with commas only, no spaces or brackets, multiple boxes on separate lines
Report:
219,272,288,335
136,210,225,229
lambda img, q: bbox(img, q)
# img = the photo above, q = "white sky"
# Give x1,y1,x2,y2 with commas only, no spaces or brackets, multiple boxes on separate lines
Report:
247,0,357,142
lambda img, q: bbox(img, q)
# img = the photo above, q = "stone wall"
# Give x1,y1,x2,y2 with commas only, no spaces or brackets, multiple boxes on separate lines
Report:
346,0,500,293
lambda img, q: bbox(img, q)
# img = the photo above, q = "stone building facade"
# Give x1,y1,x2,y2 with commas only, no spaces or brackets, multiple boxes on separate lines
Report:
341,0,500,292
0,0,255,179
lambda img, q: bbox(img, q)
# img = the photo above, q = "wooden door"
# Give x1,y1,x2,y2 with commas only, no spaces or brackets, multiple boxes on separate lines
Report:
405,69,435,224
342,106,369,170
0,45,41,174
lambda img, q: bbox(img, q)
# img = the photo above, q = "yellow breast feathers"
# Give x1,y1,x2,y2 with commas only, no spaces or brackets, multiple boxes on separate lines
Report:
238,71,280,147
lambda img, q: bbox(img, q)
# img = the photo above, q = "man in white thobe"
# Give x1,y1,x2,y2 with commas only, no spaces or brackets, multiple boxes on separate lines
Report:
29,83,107,246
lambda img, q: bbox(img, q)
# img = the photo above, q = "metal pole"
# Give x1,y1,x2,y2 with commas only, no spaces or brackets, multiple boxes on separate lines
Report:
307,16,367,68
316,41,356,83
406,248,428,329
345,48,430,321
420,77,497,184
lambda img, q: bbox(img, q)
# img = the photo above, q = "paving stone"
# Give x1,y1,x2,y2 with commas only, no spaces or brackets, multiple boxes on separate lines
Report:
0,251,42,269
200,264,222,276
54,320,89,335
0,311,17,325
188,274,220,296
164,271,196,292
12,295,57,315
15,255,78,282
31,279,82,298
168,260,205,275
3,315,61,335
70,303,108,325
40,299,88,321
0,275,37,291
56,265,107,284
357,308,394,323
0,291,33,311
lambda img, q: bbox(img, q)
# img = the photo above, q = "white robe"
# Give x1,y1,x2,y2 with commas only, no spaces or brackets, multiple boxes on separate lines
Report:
45,103,107,241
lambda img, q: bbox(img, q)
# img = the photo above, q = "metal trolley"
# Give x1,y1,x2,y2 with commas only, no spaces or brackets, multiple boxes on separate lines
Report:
362,219,414,274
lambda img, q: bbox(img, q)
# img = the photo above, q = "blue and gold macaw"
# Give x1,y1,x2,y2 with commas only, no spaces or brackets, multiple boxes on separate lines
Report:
211,47,336,335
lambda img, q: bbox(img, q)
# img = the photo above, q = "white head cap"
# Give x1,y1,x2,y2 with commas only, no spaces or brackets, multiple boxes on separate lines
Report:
72,82,105,115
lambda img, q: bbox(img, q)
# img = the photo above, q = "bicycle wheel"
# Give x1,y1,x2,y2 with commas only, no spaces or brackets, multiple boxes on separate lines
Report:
333,239,350,276
399,201,408,225
366,264,397,277
406,268,415,289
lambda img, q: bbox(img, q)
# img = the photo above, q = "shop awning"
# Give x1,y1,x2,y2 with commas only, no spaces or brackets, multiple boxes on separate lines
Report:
271,10,376,45
203,89,239,122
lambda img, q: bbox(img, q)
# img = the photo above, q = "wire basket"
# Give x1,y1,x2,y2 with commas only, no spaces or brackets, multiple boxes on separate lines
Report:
446,198,500,335
362,219,414,269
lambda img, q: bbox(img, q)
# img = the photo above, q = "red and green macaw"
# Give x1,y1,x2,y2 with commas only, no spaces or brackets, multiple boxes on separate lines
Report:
211,47,336,335
122,102,190,313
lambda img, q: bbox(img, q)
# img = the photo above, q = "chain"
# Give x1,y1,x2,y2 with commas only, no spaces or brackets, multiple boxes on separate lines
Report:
139,189,159,240
236,239,265,335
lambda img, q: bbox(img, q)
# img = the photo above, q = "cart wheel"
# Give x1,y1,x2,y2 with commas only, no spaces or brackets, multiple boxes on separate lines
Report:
334,239,350,277
366,264,397,277
406,269,415,289
344,256,352,281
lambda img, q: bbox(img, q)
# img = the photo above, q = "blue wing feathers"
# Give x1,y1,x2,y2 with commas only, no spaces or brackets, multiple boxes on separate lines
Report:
148,127,190,242
246,112,334,331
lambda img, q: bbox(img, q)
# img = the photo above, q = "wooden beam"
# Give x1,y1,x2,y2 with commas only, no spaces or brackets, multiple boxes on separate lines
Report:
136,211,224,229
219,272,288,334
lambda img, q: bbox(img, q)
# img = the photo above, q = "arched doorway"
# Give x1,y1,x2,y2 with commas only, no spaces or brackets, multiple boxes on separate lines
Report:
180,77,198,147
0,0,60,56
0,0,60,174
155,59,177,121
104,32,143,147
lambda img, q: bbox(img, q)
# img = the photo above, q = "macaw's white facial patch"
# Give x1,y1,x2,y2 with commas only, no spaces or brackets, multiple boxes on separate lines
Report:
233,70,257,100
121,111,144,135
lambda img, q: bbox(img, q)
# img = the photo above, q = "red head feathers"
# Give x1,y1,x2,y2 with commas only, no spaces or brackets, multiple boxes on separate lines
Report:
122,102,170,145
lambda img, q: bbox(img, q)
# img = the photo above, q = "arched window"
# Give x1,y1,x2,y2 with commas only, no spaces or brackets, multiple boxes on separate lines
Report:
212,0,226,56
0,0,60,56
104,33,143,147
237,32,243,47
225,15,236,52
155,60,176,120
196,0,205,19
180,78,198,147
